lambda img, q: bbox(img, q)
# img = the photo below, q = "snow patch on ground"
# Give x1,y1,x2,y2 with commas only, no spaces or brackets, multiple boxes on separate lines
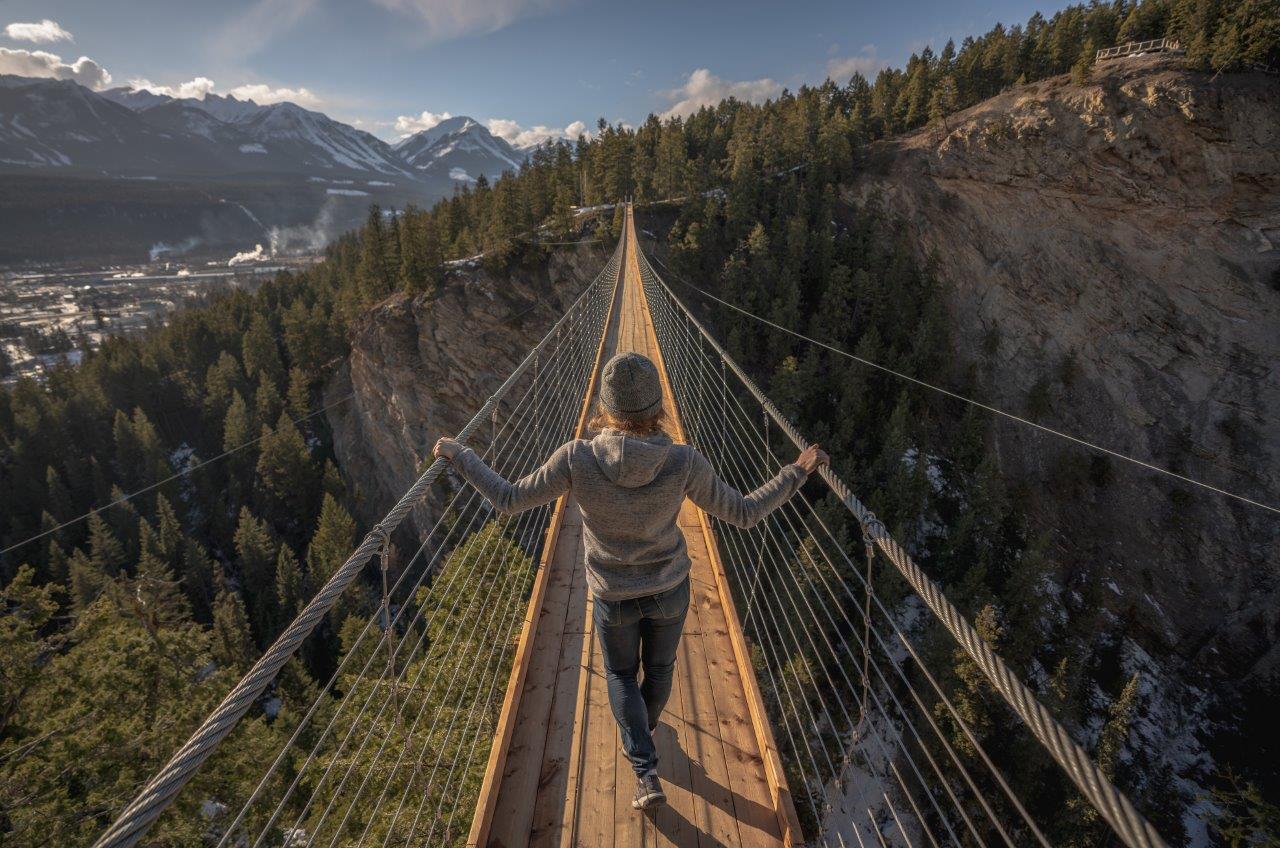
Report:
325,188,369,196
449,166,475,182
1121,639,1217,847
820,709,917,847
444,253,484,268
238,142,268,154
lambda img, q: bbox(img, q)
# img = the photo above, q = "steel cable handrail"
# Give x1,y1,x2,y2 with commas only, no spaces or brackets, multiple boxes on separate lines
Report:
93,239,625,848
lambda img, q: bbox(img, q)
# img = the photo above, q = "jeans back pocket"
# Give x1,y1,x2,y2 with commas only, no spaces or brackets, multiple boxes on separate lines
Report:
655,578,690,620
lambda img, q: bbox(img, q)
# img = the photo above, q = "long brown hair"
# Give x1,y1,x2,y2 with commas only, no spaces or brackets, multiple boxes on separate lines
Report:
588,403,668,437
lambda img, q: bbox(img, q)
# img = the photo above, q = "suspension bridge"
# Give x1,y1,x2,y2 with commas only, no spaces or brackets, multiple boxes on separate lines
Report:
92,205,1172,848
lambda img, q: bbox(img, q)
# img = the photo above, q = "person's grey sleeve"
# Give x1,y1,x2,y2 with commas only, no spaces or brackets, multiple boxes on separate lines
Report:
451,442,572,515
684,447,808,528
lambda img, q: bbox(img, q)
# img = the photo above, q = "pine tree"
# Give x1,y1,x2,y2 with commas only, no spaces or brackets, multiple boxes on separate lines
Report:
286,366,311,422
203,351,244,421
1071,39,1097,85
275,543,304,627
255,412,317,534
44,465,73,521
87,512,127,575
45,535,69,584
212,579,256,672
223,390,255,454
322,459,346,501
66,548,106,611
928,75,959,132
242,314,284,388
152,493,184,567
356,205,395,302
0,566,60,734
181,537,216,621
233,508,278,641
305,494,356,586
254,374,283,427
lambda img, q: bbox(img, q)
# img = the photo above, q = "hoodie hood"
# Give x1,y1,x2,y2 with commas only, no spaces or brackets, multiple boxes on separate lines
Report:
590,428,673,488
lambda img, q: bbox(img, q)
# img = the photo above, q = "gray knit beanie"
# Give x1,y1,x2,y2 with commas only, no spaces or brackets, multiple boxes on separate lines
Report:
600,352,663,420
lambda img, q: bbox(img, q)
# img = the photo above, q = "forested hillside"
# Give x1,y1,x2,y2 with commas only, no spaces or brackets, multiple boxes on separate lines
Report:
1,0,1276,844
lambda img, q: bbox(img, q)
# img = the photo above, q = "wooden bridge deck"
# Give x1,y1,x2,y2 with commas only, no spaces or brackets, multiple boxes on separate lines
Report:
468,206,799,847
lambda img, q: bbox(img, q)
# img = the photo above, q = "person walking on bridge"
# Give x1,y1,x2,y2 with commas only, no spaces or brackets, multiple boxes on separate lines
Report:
434,351,827,812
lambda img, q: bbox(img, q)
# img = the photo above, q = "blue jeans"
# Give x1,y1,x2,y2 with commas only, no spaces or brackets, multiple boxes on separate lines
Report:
592,577,690,776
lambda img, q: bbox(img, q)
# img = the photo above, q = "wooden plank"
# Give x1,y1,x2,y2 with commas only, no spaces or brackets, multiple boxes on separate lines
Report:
529,534,587,847
685,547,783,847
556,585,597,848
690,511,802,846
615,696,644,846
627,205,802,846
468,217,626,848
678,592,749,848
648,648,696,847
488,525,582,847
576,637,618,847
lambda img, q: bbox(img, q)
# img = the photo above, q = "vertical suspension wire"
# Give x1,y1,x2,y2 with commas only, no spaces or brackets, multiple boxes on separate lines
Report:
645,256,1034,848
636,244,1171,848
232,302,602,848
659,286,978,846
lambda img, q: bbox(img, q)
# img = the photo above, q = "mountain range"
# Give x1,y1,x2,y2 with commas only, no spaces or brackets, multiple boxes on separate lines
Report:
0,74,534,263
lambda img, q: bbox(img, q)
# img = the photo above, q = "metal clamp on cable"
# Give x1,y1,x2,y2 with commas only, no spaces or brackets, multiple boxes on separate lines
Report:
369,522,392,551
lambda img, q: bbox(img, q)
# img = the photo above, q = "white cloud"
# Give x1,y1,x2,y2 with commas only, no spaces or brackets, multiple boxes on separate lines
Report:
207,0,317,62
394,110,453,135
129,76,217,99
825,46,886,82
370,0,565,41
0,48,111,89
4,19,73,43
124,76,317,107
660,68,782,119
226,83,321,107
487,117,588,149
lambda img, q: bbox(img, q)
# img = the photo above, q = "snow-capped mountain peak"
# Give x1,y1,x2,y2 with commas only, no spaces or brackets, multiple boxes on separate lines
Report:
394,115,526,186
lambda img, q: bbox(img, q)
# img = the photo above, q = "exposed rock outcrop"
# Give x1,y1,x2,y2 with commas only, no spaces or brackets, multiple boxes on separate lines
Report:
324,244,610,539
850,56,1279,792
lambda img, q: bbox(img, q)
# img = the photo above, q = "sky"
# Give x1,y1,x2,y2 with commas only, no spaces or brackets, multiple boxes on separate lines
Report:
0,0,1071,145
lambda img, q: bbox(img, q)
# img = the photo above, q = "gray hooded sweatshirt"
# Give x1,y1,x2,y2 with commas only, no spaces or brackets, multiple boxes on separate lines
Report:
451,428,808,601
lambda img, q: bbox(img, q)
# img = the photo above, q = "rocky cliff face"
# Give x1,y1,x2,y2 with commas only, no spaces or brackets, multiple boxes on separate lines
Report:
324,244,610,539
850,56,1279,796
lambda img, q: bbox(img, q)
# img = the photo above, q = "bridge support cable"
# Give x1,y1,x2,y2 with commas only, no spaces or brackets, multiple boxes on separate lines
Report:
644,263,1047,845
239,274,618,848
635,245,1171,848
215,299,607,847
259,283,614,848
94,241,624,848
669,356,1010,845
643,270,1009,846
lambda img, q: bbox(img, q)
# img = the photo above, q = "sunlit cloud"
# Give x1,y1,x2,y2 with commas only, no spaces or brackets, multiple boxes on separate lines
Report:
4,19,73,43
825,45,886,82
128,76,217,99
0,47,110,88
487,117,587,148
394,110,454,135
660,68,781,119
227,82,321,107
